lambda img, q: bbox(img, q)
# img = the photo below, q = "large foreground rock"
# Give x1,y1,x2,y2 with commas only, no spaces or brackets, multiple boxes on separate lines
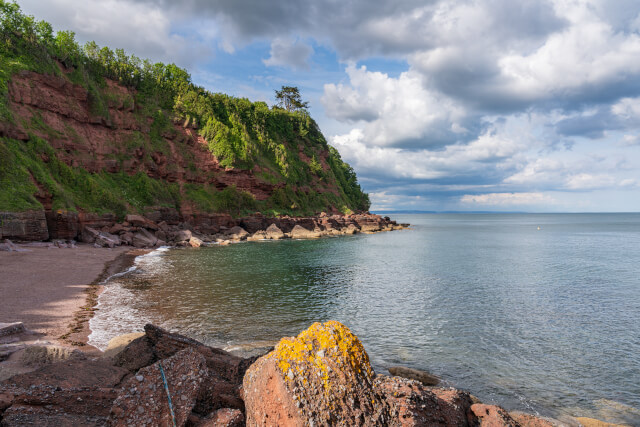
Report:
108,348,206,426
243,321,389,426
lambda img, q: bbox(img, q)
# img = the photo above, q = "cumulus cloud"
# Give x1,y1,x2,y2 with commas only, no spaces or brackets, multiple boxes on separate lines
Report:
263,38,313,70
322,65,472,148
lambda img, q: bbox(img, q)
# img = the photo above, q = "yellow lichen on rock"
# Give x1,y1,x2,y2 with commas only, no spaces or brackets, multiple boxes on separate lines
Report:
274,321,374,396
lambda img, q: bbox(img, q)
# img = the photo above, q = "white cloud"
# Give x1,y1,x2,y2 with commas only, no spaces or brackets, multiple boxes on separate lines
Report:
263,37,313,70
322,65,469,148
564,173,616,190
330,123,524,181
460,192,556,206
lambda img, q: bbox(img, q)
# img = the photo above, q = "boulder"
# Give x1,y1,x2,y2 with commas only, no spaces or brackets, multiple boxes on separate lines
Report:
243,321,389,426
388,366,440,386
378,377,476,426
344,224,359,235
264,223,285,240
95,231,121,248
81,226,101,243
121,232,134,245
510,411,557,427
102,332,145,359
109,223,127,234
20,345,86,367
155,230,167,242
225,226,249,241
289,224,321,239
0,240,25,252
108,348,206,426
125,214,158,230
189,236,203,248
114,325,256,385
172,229,192,243
132,228,158,248
247,231,267,241
471,403,521,426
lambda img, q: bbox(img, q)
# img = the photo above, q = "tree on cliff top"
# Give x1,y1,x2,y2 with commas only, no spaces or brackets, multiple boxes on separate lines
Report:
275,86,309,112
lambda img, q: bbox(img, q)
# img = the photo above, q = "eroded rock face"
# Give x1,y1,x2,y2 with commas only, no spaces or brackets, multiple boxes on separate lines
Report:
225,226,249,241
264,223,284,240
243,321,390,426
0,211,49,241
132,228,158,248
45,210,79,240
471,403,521,427
289,224,321,239
108,347,206,427
388,365,440,386
378,377,476,427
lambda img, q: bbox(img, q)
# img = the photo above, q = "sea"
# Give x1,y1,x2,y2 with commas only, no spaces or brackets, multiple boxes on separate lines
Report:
89,213,640,425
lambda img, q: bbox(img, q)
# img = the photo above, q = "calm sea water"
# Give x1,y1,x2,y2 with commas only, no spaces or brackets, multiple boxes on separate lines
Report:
90,213,640,424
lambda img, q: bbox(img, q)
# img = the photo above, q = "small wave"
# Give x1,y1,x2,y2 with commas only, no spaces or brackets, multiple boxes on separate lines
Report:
88,246,171,350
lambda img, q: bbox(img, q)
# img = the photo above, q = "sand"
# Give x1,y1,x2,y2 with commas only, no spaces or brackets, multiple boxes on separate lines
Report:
0,243,131,344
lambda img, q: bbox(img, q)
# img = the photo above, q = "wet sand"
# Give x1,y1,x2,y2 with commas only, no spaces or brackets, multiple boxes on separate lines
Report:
0,244,132,346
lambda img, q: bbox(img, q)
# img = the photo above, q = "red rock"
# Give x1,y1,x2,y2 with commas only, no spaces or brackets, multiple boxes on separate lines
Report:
378,378,476,426
289,224,321,239
224,226,248,241
264,223,284,239
125,214,158,230
108,348,206,427
471,403,521,426
195,408,244,426
45,210,79,240
510,411,556,427
81,226,101,243
132,229,158,248
109,223,126,234
388,365,440,386
243,321,389,426
0,211,49,241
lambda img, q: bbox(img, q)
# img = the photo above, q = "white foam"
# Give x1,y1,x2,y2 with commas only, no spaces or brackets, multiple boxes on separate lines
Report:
88,246,171,350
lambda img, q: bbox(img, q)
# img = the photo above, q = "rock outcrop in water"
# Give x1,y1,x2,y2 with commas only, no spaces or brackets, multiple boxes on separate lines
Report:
0,322,592,427
2,207,407,248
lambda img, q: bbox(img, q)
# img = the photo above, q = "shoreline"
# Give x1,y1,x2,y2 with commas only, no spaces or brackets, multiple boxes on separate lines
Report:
61,248,151,352
0,243,138,351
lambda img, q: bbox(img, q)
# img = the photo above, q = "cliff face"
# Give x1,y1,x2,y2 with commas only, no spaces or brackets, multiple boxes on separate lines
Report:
0,68,372,240
0,3,372,241
3,69,288,203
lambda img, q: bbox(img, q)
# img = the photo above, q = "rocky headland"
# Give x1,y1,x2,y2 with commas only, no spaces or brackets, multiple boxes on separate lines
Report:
1,210,408,250
0,322,623,427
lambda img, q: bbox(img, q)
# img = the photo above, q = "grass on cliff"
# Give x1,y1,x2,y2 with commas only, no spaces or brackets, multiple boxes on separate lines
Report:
0,136,181,218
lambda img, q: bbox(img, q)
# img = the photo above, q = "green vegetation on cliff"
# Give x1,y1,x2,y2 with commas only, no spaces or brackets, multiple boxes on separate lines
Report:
0,1,370,217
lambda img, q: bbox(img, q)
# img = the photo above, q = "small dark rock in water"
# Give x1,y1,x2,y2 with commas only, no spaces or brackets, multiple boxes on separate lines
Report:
388,366,440,386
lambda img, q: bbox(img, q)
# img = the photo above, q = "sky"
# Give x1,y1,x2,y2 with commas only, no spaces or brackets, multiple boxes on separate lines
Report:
16,0,640,212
